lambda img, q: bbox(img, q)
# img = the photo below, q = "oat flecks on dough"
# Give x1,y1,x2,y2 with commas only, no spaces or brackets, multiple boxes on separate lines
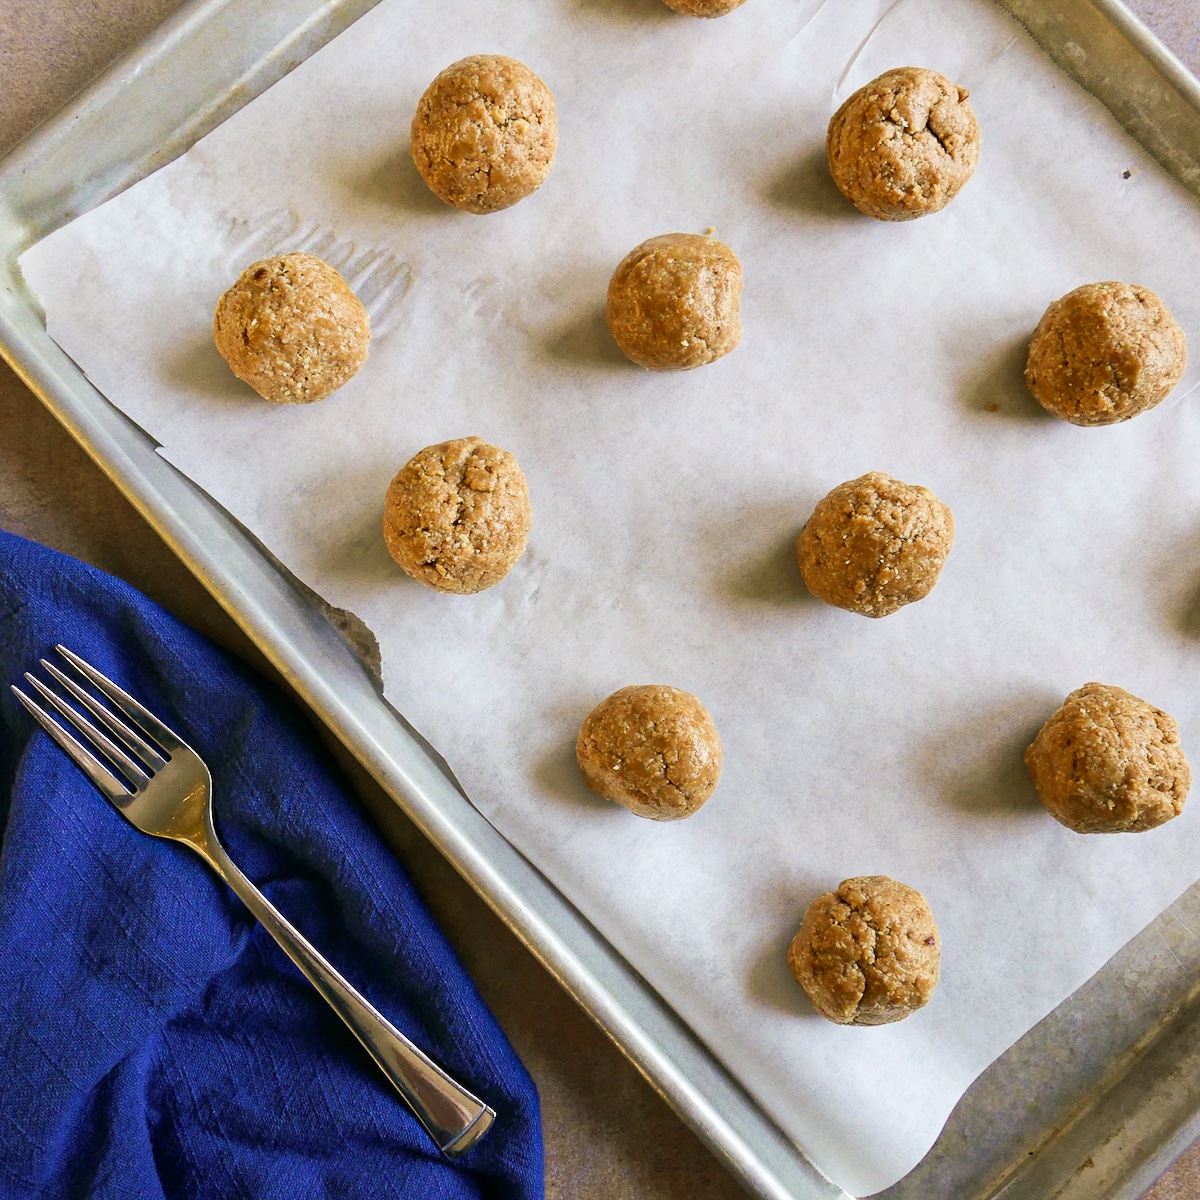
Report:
827,66,980,221
1025,682,1191,833
576,684,723,820
383,436,532,594
1025,281,1187,426
212,252,370,404
606,233,743,371
410,54,557,214
661,0,747,16
796,471,954,617
788,876,941,1026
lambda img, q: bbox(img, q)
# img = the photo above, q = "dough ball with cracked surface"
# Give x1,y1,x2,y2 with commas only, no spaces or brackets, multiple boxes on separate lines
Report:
213,253,370,404
796,472,954,618
1025,282,1187,426
410,54,556,214
661,0,746,15
383,436,532,594
607,233,743,371
827,66,980,221
788,876,940,1026
576,685,722,820
1025,683,1190,833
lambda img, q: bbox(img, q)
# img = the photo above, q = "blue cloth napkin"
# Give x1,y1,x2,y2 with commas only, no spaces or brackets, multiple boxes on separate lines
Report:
0,529,543,1200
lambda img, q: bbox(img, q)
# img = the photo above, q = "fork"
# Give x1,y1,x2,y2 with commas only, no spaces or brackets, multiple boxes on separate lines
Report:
11,644,496,1158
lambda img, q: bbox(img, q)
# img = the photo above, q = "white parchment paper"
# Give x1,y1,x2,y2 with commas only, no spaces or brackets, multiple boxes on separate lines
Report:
20,0,1200,1191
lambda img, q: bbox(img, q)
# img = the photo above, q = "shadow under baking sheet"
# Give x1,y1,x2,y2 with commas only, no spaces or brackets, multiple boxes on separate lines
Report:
918,693,1054,819
535,738,620,816
163,331,259,407
541,300,631,371
574,0,678,25
761,146,861,223
342,143,450,216
746,883,830,1021
1163,526,1200,640
955,328,1054,424
707,500,822,610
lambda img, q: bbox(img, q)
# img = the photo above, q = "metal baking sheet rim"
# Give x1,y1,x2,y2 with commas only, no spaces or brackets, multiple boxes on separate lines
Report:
2,2,1200,1197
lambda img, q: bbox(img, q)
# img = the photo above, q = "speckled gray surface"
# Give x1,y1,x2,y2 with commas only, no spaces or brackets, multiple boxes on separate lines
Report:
0,1,1197,1196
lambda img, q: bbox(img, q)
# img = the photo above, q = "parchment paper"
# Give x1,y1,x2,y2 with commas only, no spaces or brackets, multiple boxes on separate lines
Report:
20,0,1200,1191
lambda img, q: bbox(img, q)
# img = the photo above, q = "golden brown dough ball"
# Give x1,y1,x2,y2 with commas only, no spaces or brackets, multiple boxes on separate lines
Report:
1025,282,1187,426
796,472,954,618
383,436,532,594
576,685,722,820
827,66,980,221
606,233,743,371
213,253,370,404
661,0,747,15
410,54,556,214
788,876,940,1026
1025,683,1190,833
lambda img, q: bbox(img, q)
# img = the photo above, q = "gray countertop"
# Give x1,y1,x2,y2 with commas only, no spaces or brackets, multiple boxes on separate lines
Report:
0,1,1197,1196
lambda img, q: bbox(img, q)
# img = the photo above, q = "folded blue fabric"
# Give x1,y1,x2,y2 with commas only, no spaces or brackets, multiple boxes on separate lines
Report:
0,529,543,1200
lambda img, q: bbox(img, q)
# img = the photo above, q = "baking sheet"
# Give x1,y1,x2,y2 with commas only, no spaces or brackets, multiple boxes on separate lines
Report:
18,0,1200,1192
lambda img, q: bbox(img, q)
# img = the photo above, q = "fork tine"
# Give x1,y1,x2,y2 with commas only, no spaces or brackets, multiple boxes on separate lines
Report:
55,646,185,753
40,659,167,771
23,674,150,790
11,686,131,800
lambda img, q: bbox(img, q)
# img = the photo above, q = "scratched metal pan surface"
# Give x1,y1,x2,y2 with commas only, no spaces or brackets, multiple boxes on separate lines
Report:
1,1,1200,1197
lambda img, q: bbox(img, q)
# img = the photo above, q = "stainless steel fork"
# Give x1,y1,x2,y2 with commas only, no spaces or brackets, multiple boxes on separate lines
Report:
11,644,495,1158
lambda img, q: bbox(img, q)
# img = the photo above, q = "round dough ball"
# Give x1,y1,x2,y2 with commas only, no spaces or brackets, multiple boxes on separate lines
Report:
796,472,954,618
213,253,370,404
1025,282,1187,426
607,233,743,371
661,0,746,15
1025,682,1190,833
788,876,940,1026
410,54,556,214
383,436,532,594
826,66,980,221
576,685,722,820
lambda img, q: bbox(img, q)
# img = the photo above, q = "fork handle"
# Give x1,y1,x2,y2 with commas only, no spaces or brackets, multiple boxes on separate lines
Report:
200,836,495,1157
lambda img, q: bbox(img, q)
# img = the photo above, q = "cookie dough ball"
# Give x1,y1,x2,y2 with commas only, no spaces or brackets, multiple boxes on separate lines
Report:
383,437,532,594
213,253,370,404
1025,683,1190,833
827,67,980,221
576,685,722,820
410,54,556,214
796,472,954,618
661,0,747,15
607,233,743,371
788,876,940,1026
1025,282,1187,426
